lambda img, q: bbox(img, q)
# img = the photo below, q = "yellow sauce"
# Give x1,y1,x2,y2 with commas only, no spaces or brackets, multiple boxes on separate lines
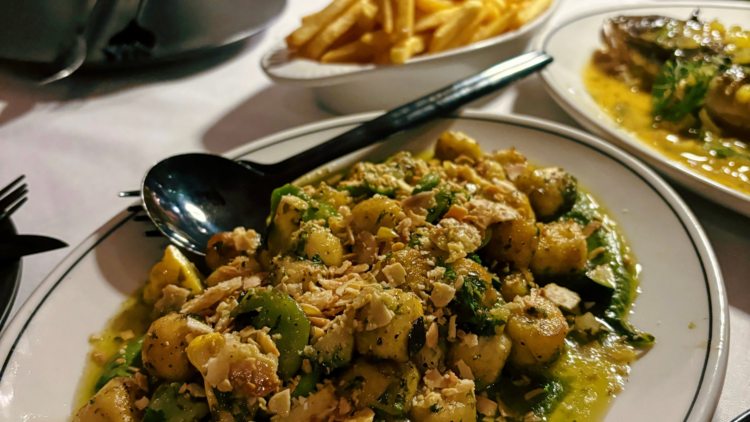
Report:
546,337,635,422
583,61,750,195
73,291,152,413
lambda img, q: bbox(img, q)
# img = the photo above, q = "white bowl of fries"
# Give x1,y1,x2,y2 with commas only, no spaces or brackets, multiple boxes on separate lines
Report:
262,0,559,114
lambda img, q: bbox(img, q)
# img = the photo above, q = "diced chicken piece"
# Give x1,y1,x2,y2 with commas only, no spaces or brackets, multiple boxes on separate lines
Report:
268,389,291,417
430,282,456,308
364,294,394,330
153,284,191,316
401,191,436,224
186,333,280,398
430,218,483,262
382,262,407,287
180,277,242,314
542,283,581,312
465,198,520,230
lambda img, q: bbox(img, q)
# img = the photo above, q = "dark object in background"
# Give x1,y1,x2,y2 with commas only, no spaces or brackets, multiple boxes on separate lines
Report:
0,218,21,331
0,0,286,68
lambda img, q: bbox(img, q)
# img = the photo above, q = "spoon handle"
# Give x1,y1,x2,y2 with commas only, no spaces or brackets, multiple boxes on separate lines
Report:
245,51,552,178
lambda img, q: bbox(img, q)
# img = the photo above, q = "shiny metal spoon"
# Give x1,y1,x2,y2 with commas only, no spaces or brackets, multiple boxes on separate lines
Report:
137,51,553,255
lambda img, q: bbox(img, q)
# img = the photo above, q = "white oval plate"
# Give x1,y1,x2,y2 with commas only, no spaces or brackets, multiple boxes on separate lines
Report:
0,112,728,422
535,2,750,217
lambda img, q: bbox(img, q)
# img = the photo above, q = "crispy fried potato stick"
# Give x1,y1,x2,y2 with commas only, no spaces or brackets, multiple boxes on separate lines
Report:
514,0,552,26
381,0,394,34
394,0,416,41
428,0,482,53
414,6,458,32
444,5,486,50
481,0,500,24
390,35,427,63
415,0,455,13
301,1,364,60
321,40,374,63
358,0,380,31
471,6,516,42
287,0,358,47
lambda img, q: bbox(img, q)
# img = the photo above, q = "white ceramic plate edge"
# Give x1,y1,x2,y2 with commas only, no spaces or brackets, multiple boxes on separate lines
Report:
533,1,750,217
260,0,561,87
0,111,728,422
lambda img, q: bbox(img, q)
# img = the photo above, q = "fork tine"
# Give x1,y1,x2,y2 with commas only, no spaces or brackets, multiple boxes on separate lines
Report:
0,175,25,198
0,185,27,213
0,196,27,223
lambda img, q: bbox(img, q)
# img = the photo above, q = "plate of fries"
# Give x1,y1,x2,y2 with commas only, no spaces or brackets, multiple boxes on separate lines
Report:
262,0,559,113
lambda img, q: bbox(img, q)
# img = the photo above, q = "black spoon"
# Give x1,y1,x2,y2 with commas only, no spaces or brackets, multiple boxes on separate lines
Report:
138,51,553,255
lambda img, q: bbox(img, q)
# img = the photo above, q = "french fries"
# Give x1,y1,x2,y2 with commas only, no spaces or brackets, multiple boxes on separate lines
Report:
287,0,553,64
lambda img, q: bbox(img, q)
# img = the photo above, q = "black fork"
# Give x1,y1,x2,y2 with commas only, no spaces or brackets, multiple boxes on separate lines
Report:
0,175,28,223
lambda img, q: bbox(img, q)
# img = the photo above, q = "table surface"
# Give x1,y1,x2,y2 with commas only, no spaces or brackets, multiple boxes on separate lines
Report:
0,0,747,420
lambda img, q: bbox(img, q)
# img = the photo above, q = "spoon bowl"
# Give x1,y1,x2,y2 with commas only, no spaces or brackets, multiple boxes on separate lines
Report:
141,153,274,254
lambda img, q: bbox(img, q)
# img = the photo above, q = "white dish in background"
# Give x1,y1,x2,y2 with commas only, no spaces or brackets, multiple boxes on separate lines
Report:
261,0,560,114
535,2,750,217
0,111,727,422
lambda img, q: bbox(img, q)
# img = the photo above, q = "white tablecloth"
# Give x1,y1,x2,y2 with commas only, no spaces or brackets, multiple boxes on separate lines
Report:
0,0,747,420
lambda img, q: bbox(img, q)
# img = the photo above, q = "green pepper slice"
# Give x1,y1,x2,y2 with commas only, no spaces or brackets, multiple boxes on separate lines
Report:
302,200,339,223
269,184,308,220
231,288,311,379
143,382,210,422
292,366,324,398
337,184,372,198
94,335,145,392
412,172,440,194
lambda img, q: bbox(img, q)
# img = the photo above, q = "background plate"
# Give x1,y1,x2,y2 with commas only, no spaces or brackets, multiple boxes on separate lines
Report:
536,2,750,217
0,112,728,422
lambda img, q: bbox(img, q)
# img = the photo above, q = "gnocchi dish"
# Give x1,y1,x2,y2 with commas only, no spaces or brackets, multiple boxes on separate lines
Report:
74,132,653,422
585,13,750,195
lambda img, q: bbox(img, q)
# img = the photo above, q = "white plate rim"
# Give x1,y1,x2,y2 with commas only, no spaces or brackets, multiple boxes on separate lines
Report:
533,1,750,214
0,111,728,422
261,0,561,86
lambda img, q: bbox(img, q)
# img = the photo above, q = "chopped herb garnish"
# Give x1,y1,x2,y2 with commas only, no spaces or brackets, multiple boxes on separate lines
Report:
407,233,424,247
375,210,387,225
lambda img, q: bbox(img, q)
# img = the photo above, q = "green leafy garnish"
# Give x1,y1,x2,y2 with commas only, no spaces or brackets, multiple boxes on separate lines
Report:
436,257,456,280
407,233,424,247
652,58,716,122
426,185,468,223
451,275,507,335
